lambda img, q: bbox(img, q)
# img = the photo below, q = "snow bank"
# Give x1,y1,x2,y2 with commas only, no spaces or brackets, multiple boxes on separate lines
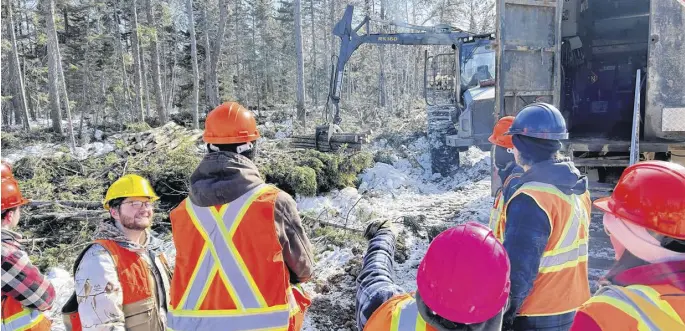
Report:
358,162,415,193
3,141,115,163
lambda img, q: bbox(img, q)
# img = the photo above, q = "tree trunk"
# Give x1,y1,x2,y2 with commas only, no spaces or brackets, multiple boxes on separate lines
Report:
142,54,151,118
144,0,167,124
206,0,227,108
4,0,31,130
42,0,62,134
56,40,76,151
23,58,36,121
186,0,200,129
294,0,306,125
323,0,329,98
309,0,317,106
130,0,145,121
203,5,212,109
379,0,387,107
234,0,242,103
44,0,75,149
112,0,132,123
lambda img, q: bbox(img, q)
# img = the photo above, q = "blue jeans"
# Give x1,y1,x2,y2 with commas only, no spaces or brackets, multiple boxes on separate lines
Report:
512,312,576,331
355,230,404,331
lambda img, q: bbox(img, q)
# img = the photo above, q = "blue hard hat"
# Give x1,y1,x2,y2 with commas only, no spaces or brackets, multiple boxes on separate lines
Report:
505,103,568,140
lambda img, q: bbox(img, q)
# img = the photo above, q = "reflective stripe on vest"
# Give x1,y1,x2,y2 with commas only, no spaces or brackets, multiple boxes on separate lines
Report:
517,182,590,273
167,184,291,331
489,173,522,242
390,297,427,331
509,181,591,316
1,297,49,331
488,191,504,239
585,285,685,331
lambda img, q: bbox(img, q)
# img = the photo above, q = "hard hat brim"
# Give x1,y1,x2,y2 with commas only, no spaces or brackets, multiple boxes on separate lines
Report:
504,130,569,140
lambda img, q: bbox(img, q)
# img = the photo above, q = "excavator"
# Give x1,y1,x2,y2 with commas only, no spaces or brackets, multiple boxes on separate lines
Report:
322,5,497,176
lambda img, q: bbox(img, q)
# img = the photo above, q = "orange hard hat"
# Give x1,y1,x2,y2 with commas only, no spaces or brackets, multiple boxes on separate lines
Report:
1,161,14,180
1,178,29,211
488,116,515,149
203,102,260,144
594,161,685,239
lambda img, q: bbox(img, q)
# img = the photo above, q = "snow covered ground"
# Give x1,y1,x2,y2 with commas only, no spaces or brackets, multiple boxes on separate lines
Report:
6,121,614,330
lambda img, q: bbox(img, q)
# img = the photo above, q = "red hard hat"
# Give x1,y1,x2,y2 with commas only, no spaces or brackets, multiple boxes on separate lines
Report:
203,102,260,144
488,116,515,149
594,160,685,240
417,222,510,324
1,161,14,180
1,178,29,211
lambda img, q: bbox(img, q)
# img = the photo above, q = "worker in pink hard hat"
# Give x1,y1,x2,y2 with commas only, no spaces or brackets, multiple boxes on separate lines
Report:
355,220,511,331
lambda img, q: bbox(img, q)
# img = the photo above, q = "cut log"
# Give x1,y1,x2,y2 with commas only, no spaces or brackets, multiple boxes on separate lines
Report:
289,131,369,152
290,141,362,152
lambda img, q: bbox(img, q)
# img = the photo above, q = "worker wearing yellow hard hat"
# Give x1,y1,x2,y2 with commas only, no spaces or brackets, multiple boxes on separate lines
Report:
102,174,160,210
63,174,171,331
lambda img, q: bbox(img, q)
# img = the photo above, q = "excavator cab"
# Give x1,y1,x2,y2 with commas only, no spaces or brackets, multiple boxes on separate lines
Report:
322,4,497,175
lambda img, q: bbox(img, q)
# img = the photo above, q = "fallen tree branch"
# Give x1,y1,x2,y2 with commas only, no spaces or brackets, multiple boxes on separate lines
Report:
29,200,102,209
29,211,108,222
302,214,364,234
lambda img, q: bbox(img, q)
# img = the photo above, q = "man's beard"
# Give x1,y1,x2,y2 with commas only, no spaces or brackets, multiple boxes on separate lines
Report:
119,214,151,231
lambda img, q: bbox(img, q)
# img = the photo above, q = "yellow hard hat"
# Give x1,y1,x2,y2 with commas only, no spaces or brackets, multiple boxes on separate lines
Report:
103,174,159,210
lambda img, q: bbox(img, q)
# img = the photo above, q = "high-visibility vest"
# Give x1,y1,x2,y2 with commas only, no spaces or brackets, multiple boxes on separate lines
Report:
167,183,310,331
504,181,592,316
62,239,170,331
489,173,522,242
364,292,437,331
1,296,51,331
578,284,685,330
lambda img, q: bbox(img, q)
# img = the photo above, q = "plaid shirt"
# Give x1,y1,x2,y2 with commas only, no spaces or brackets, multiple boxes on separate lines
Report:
1,229,55,311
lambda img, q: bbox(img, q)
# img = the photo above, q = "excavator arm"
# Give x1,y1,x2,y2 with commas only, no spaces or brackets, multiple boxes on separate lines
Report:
327,5,477,124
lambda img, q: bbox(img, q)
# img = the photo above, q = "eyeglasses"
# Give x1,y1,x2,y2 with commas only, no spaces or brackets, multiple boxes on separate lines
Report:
122,201,157,209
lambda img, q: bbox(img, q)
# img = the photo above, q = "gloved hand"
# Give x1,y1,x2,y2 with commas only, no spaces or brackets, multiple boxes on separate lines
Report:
363,220,394,240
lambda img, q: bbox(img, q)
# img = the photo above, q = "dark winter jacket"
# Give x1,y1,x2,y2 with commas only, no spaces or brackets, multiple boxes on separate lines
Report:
189,151,315,283
502,160,588,326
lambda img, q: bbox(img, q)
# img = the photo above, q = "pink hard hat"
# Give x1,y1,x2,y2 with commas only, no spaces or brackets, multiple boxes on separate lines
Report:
417,222,511,324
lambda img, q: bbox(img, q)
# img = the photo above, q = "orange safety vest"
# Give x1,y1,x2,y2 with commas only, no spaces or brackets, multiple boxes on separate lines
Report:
489,173,522,242
503,181,592,316
167,183,311,331
578,284,685,330
62,239,169,331
1,296,51,331
364,292,437,331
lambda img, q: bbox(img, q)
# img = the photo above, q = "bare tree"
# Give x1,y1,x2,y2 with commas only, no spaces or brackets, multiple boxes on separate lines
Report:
4,0,31,130
379,0,387,107
144,0,167,123
42,0,62,134
203,5,212,110
205,0,228,108
186,0,200,129
43,0,75,149
294,0,306,125
130,0,145,121
112,0,132,123
309,0,317,106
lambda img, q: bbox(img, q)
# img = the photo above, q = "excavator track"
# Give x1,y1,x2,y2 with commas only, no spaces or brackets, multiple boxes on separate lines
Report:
427,104,460,176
